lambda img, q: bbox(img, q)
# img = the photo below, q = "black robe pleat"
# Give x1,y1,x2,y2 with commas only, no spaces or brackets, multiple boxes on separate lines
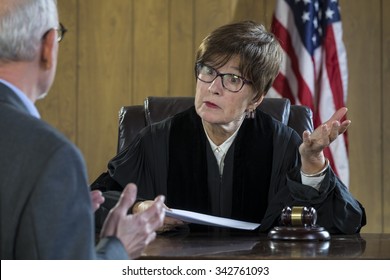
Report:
167,107,273,224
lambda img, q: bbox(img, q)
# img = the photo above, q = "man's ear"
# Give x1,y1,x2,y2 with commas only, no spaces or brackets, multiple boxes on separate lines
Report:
40,29,56,70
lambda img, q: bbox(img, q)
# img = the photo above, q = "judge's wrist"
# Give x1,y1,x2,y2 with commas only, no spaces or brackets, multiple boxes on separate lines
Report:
300,158,329,177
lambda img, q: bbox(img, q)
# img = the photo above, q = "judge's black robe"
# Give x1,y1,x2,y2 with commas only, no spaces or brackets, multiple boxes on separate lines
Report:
97,107,366,234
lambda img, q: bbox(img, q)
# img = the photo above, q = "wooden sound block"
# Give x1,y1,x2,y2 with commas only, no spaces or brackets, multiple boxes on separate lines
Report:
268,226,331,241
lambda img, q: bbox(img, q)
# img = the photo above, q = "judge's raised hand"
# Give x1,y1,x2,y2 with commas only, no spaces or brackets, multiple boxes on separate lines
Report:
100,183,165,259
299,107,351,174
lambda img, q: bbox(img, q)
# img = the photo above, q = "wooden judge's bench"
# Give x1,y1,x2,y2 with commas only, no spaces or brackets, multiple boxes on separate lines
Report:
140,230,390,260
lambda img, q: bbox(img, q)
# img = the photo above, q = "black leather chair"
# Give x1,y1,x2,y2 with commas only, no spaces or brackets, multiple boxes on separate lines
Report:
117,96,313,153
94,96,313,231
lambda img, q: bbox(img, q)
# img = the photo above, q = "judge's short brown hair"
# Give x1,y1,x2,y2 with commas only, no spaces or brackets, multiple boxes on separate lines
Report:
195,20,282,100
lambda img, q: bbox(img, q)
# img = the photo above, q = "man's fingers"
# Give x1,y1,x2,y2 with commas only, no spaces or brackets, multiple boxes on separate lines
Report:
144,231,157,246
138,196,166,229
114,183,137,215
142,196,165,219
91,190,104,202
90,190,105,212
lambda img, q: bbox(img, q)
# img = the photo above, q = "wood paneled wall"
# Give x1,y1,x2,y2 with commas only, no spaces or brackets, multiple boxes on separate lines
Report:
36,0,389,233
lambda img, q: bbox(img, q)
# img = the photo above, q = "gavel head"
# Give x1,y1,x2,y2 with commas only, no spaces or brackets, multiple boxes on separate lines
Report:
280,206,317,227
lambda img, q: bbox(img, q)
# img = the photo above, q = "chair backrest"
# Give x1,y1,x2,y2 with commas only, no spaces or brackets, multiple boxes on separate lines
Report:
117,96,313,153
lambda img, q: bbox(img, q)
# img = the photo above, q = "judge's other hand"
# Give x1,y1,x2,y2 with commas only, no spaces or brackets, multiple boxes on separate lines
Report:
90,190,105,212
299,107,351,173
134,200,185,232
100,183,165,259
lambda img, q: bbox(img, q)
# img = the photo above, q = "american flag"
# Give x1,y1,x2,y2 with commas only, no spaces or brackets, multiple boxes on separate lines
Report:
269,0,349,186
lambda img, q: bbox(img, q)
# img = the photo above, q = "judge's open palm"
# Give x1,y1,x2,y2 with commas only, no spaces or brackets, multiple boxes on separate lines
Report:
299,107,351,164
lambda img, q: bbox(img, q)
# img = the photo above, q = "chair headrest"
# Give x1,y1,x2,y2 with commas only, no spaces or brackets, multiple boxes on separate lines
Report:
257,98,290,125
144,96,194,125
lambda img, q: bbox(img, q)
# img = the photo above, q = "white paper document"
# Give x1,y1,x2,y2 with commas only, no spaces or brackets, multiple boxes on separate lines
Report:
165,208,260,230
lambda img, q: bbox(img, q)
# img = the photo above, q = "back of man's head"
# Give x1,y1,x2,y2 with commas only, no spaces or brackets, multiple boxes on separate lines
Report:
0,0,58,63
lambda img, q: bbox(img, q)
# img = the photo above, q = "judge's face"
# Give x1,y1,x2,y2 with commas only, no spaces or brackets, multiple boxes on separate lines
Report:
195,56,258,128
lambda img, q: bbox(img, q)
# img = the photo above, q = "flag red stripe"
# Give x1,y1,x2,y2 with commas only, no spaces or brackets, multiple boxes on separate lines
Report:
272,18,314,109
272,73,295,103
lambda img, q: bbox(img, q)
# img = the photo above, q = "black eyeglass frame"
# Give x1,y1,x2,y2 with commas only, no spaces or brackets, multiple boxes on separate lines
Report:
195,63,252,93
43,22,67,42
56,22,67,42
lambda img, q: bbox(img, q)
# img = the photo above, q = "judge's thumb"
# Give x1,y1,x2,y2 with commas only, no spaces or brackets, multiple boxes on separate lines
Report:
302,130,311,145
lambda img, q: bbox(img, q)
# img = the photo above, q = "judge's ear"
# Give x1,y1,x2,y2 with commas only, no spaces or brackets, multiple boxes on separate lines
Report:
40,29,57,70
252,94,264,109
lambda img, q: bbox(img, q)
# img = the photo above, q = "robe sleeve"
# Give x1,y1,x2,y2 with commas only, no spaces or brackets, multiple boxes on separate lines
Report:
260,122,366,234
287,168,366,234
107,119,172,200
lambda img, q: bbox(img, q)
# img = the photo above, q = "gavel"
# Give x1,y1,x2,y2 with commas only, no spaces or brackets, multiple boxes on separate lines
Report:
280,206,317,227
268,206,330,241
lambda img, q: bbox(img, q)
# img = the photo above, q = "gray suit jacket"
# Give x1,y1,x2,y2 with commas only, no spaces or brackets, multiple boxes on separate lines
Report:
0,82,127,259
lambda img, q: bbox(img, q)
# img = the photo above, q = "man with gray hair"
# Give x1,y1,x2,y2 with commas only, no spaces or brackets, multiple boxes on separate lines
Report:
0,0,165,259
